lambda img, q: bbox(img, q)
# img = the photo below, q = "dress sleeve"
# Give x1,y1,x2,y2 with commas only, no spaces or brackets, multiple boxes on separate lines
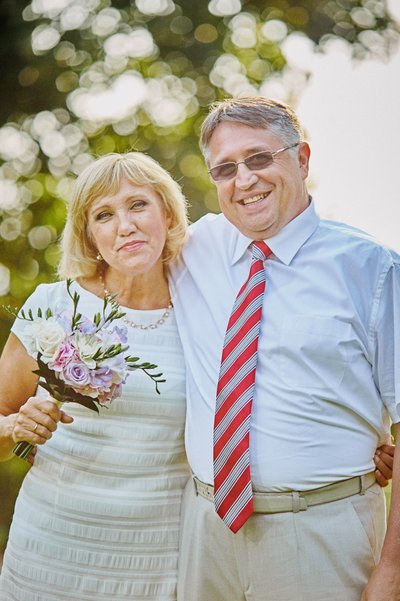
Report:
11,284,51,350
371,259,400,424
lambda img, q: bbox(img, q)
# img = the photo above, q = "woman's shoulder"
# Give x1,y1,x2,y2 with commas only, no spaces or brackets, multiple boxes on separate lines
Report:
19,281,66,304
28,280,69,306
11,281,70,340
28,279,100,305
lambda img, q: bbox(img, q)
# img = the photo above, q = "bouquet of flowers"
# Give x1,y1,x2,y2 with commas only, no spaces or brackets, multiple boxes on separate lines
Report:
7,279,165,460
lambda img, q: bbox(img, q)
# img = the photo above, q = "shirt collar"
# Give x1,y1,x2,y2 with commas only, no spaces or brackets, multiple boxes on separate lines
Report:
231,198,320,265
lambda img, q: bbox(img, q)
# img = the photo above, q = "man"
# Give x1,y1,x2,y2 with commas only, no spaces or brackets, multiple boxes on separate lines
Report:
170,97,400,601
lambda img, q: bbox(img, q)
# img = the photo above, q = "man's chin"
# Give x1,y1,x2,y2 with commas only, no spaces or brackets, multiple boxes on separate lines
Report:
235,219,277,240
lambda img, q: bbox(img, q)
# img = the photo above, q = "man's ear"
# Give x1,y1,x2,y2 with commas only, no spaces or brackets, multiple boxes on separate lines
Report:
298,142,311,180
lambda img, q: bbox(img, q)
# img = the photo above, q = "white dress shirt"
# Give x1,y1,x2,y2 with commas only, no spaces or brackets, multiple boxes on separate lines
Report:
169,201,400,491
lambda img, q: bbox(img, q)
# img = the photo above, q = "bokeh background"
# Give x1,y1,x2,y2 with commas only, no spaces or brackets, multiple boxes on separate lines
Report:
1,0,399,557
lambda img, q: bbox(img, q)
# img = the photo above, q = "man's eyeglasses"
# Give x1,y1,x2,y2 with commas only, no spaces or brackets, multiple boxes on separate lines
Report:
208,142,300,182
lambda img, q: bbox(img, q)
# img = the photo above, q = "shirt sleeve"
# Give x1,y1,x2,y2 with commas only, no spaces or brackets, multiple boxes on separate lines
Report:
371,258,400,423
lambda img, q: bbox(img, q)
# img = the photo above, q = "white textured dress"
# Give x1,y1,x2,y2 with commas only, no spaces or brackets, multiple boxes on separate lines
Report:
0,281,190,601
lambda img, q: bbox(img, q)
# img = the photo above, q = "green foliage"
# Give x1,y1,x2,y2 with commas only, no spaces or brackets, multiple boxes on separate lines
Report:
0,1,398,335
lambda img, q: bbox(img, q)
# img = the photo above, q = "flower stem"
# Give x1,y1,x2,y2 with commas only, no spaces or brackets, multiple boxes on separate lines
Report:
13,440,35,460
13,398,64,462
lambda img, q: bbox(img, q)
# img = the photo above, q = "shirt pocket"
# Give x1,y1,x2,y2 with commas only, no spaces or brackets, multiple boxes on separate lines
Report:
279,315,352,390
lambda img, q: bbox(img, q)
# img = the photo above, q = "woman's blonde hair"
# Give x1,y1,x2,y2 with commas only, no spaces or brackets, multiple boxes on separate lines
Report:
58,152,189,279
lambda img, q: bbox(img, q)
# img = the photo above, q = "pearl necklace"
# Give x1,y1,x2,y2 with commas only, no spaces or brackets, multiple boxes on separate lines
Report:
99,272,173,330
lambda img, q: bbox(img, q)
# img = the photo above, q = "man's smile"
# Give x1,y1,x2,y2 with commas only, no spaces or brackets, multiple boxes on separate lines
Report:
238,192,271,206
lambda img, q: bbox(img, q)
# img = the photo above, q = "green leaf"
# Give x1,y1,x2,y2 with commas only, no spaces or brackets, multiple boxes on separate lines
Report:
66,394,99,413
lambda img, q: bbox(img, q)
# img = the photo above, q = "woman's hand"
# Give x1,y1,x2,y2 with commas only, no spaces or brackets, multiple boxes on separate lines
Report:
374,443,395,487
11,396,73,447
0,333,74,461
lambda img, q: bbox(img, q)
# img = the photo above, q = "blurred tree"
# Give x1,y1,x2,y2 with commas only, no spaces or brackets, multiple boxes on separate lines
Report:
0,0,398,322
0,0,399,554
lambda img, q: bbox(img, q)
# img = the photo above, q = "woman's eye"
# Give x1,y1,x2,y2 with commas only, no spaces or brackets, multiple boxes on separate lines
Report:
130,200,146,210
96,211,111,221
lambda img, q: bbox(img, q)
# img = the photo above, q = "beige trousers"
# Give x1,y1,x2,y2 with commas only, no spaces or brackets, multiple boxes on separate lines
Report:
177,479,386,601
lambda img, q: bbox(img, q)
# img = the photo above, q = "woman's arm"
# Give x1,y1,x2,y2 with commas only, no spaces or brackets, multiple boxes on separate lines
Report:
0,333,72,461
361,423,400,600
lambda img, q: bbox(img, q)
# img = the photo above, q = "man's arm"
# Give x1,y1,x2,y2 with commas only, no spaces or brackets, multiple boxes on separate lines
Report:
361,422,400,601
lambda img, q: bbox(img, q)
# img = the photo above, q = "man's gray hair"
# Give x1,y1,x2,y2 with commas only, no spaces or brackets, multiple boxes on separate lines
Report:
200,96,304,165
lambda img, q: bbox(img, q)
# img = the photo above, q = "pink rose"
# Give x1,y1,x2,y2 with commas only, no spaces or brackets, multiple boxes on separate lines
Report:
49,338,79,372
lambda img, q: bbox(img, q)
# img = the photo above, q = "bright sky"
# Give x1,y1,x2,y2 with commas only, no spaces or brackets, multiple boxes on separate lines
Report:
292,2,400,252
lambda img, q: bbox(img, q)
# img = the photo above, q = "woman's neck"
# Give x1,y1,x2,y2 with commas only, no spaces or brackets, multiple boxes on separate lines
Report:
80,267,171,310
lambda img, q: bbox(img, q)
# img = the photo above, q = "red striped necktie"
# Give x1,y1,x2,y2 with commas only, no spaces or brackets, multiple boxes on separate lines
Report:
213,240,271,533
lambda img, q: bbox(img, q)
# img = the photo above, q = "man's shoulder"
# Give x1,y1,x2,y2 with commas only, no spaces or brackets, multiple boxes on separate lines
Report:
189,212,234,235
187,212,240,248
320,218,374,239
169,213,238,289
318,218,400,267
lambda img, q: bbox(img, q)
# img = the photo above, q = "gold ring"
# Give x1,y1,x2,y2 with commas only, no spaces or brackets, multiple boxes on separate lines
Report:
33,423,38,432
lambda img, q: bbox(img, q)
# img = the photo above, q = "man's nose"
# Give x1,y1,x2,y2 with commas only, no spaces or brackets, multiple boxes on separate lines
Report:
235,162,258,189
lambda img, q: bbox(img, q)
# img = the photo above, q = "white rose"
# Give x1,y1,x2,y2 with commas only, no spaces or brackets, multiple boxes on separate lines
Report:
74,332,103,369
35,318,67,362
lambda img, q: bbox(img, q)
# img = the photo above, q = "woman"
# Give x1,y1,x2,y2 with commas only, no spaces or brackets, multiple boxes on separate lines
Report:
0,152,190,600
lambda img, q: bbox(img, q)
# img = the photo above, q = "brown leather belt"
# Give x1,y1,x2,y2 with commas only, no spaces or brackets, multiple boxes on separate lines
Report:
193,472,376,513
